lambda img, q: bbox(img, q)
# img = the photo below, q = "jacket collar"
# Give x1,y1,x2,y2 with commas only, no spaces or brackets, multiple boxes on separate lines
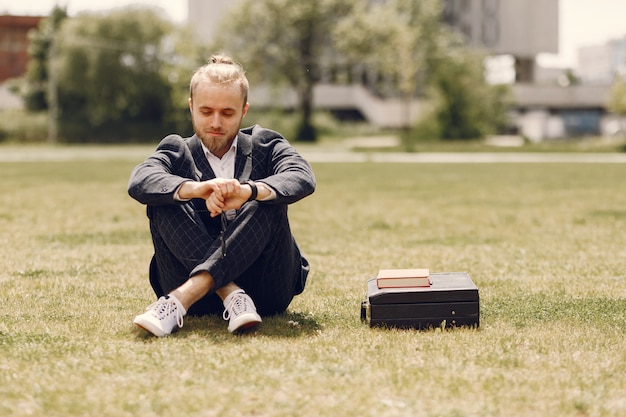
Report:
234,130,252,181
188,131,252,181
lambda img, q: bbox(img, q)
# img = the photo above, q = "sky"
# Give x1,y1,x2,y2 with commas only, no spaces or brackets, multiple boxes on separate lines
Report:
2,0,626,69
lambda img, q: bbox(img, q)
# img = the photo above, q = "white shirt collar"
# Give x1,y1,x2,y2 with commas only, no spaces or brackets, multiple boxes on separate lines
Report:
201,135,238,179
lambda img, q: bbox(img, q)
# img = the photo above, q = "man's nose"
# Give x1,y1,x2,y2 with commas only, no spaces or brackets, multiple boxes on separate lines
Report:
209,113,222,128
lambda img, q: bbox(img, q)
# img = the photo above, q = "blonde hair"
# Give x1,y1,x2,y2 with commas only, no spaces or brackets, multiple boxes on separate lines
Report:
189,54,249,106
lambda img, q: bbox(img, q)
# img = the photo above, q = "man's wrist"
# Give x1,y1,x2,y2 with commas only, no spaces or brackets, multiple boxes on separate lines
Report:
256,182,276,201
176,181,194,200
246,180,258,202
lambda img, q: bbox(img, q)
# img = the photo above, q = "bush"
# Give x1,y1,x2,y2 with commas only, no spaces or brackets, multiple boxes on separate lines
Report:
0,109,49,143
242,108,301,140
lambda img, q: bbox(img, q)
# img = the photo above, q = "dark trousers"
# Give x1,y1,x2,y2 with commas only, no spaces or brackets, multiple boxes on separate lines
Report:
146,200,309,316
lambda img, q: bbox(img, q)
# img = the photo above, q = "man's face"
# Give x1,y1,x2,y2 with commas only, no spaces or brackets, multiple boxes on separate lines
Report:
189,81,249,158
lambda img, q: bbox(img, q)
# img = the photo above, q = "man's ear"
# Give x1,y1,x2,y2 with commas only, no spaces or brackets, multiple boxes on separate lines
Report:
242,102,249,117
188,97,193,113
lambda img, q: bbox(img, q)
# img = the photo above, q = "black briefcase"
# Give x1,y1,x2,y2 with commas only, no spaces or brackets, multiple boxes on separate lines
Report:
361,272,479,329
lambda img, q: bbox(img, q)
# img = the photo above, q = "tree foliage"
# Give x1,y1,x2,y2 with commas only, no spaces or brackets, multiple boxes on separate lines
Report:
336,0,511,142
51,7,174,141
212,0,358,141
334,0,443,98
161,26,214,137
23,6,68,111
425,48,513,140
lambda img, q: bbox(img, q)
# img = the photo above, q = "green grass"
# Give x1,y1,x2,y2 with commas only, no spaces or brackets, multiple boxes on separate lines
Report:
1,152,625,417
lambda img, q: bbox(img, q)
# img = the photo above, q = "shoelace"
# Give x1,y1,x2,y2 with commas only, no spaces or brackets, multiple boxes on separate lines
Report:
147,297,184,329
222,294,249,320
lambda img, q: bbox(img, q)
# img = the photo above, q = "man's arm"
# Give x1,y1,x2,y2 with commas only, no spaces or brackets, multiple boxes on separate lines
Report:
128,135,194,206
243,126,316,205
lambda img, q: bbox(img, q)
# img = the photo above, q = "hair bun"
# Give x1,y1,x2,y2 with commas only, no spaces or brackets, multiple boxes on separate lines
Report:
210,54,235,65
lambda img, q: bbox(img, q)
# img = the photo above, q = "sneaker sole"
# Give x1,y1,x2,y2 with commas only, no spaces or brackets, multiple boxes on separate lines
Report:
133,319,167,337
228,314,262,334
232,321,261,335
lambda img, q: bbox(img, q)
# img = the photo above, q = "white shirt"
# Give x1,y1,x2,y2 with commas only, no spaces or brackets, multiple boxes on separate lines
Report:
202,137,237,180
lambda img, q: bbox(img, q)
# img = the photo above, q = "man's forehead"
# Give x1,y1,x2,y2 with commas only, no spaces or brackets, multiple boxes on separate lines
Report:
196,80,240,94
193,82,245,105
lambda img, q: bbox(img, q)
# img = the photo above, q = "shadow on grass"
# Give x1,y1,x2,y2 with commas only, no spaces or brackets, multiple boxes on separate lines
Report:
133,311,321,341
254,311,322,337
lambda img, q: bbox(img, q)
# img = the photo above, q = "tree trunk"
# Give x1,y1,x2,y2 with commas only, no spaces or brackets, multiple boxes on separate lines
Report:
296,82,316,142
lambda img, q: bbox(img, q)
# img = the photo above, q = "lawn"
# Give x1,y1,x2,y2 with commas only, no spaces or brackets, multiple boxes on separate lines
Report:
1,152,625,417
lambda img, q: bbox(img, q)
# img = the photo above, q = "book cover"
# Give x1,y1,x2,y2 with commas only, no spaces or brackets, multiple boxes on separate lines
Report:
376,268,430,288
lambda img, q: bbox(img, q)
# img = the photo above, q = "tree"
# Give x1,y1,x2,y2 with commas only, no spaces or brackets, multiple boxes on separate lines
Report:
606,73,626,137
212,0,357,141
158,25,213,138
334,0,445,133
52,7,174,141
425,48,513,140
333,0,511,143
22,6,67,111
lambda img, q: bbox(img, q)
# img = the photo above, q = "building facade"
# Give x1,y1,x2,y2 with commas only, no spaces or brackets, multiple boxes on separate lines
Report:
442,0,558,82
0,15,42,82
578,37,626,84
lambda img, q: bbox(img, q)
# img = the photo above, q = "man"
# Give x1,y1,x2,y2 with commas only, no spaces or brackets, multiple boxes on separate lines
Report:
128,54,315,337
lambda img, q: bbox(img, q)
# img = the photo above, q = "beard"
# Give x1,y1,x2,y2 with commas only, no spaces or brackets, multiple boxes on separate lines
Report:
196,130,230,155
191,116,241,157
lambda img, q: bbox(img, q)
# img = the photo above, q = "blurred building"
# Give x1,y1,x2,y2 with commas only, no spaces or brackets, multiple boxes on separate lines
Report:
578,37,626,84
188,0,619,140
0,15,42,82
442,0,558,83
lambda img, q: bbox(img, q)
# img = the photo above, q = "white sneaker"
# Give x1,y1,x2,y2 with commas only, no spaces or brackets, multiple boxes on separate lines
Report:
134,295,186,337
222,291,262,333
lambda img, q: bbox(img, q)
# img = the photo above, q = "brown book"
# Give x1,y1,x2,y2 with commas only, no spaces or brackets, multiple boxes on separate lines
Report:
376,268,431,288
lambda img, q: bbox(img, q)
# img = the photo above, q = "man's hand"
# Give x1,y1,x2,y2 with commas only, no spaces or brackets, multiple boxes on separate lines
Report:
177,179,221,200
178,179,256,217
206,180,253,217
